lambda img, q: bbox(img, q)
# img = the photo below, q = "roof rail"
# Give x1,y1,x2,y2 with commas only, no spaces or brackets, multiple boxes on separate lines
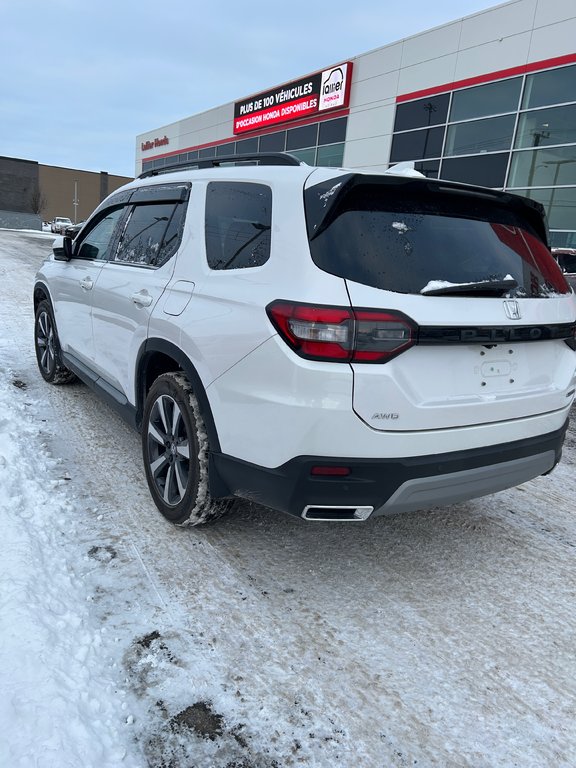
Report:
138,152,304,179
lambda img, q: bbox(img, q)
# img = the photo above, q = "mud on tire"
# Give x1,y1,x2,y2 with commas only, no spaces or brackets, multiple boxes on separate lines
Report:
142,372,231,526
34,299,77,385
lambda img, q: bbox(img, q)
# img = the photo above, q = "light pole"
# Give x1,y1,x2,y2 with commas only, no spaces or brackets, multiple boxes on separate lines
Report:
541,158,576,227
527,124,551,187
73,180,79,224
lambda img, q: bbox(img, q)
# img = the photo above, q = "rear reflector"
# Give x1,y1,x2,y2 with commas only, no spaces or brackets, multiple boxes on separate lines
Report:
266,300,416,363
311,466,351,476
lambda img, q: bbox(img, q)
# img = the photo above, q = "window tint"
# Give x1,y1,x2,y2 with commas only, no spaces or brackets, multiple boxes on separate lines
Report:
444,115,515,156
390,127,444,162
450,78,521,122
286,124,318,150
76,207,125,261
236,137,259,155
114,202,186,267
414,160,440,178
305,180,568,296
508,145,576,188
316,143,345,167
216,142,236,156
205,182,272,270
514,104,576,148
440,153,509,188
522,64,576,109
318,117,347,145
393,94,450,131
259,132,286,152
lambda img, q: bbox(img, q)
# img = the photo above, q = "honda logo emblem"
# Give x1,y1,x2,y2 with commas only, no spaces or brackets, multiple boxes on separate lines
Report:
503,300,521,320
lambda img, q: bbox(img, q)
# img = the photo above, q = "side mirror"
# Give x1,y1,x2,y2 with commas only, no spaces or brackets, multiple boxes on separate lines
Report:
53,235,73,261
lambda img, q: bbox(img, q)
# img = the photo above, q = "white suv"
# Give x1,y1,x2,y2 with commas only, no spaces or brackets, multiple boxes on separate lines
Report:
33,154,576,525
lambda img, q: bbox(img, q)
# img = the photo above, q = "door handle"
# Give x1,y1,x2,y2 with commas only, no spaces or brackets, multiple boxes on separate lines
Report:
131,290,153,307
80,277,93,290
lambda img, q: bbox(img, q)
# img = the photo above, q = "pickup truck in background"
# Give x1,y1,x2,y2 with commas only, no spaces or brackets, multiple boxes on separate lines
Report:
51,217,73,234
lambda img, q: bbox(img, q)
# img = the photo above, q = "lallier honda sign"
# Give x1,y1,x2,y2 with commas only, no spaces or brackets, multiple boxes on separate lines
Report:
233,62,353,135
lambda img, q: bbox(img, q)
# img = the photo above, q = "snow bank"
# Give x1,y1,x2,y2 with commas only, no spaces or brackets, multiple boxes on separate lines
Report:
0,365,140,768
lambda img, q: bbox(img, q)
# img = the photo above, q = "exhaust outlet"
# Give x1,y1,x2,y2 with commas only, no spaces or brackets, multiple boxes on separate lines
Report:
302,505,373,521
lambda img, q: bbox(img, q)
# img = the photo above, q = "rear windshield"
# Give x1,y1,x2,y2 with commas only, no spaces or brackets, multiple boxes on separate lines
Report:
305,179,569,297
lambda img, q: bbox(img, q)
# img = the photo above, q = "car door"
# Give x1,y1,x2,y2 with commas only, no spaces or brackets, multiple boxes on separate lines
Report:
50,206,126,370
90,185,189,403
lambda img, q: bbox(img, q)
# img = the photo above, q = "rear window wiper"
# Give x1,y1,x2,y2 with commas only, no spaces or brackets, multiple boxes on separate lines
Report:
421,278,518,297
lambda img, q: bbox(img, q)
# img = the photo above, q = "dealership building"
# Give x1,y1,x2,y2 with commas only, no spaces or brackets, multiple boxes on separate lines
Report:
136,0,576,250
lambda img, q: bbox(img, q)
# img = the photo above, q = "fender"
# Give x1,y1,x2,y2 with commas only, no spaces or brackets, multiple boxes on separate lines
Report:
137,338,231,498
137,338,222,454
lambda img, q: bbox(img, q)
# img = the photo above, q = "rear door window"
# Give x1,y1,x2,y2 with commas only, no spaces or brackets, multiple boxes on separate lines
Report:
305,178,569,298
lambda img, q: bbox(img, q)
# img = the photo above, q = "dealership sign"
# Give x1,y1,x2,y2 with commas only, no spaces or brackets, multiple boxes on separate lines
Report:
141,136,170,152
233,62,353,135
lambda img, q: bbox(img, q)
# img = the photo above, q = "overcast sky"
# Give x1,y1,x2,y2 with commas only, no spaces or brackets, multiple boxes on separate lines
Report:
1,0,500,178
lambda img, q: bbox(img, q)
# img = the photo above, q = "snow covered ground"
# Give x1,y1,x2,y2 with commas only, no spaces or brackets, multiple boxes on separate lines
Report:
1,228,575,767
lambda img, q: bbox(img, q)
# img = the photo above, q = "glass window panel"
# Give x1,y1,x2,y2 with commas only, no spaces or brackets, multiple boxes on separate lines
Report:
76,207,125,261
508,146,576,187
286,124,318,150
186,151,199,161
512,187,576,230
414,160,440,178
305,179,567,296
393,93,450,131
236,137,259,155
318,117,347,145
444,115,515,156
316,143,344,167
450,78,521,122
259,132,286,152
199,146,216,158
289,147,316,165
216,143,236,156
514,104,576,148
522,64,576,109
115,203,176,266
440,153,508,188
390,126,444,162
550,231,576,249
205,182,271,270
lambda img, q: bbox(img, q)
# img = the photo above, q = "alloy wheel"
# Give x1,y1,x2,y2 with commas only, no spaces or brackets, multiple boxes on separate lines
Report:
146,393,191,506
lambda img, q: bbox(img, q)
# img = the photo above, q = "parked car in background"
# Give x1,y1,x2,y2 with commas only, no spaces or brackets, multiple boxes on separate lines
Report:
33,153,576,527
552,247,576,291
51,217,73,234
64,221,85,239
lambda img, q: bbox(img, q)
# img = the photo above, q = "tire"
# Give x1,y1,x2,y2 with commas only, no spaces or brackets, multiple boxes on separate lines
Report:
142,372,231,526
34,299,77,385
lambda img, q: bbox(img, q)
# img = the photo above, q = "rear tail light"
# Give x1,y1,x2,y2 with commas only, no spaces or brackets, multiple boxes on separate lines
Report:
266,300,417,363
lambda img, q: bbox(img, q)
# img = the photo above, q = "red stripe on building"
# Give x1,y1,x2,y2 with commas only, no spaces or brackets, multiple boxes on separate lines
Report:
396,53,576,103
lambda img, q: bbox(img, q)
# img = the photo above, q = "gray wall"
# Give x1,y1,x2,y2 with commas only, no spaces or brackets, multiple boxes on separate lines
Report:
0,156,39,215
0,210,42,230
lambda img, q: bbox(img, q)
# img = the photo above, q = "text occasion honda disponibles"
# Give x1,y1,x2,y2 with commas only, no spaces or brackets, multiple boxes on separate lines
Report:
33,153,576,525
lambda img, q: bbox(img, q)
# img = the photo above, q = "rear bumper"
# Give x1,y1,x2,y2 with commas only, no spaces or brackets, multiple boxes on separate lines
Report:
211,418,568,519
